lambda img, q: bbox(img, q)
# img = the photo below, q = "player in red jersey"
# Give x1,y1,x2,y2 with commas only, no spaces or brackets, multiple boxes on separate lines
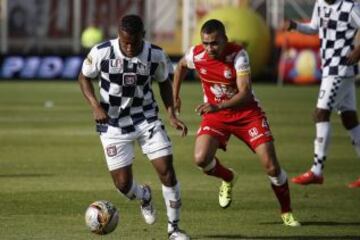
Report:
173,19,300,227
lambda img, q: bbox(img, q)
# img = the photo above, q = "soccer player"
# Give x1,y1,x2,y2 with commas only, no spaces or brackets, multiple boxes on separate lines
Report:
284,0,360,188
173,19,300,227
78,15,190,240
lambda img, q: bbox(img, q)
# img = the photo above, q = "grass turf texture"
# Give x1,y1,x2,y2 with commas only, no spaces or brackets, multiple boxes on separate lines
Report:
0,81,359,240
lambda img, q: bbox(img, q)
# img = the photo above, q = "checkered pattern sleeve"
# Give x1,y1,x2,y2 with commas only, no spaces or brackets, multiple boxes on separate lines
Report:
350,2,360,28
296,1,319,35
234,49,251,76
82,45,103,78
153,50,169,83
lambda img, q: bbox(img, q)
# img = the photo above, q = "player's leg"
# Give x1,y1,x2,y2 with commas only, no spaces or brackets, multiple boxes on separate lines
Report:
292,77,341,185
139,120,189,239
195,120,236,208
99,127,154,224
339,78,360,188
255,141,300,227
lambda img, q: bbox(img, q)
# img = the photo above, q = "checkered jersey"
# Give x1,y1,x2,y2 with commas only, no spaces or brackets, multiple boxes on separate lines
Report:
317,0,359,77
82,39,171,133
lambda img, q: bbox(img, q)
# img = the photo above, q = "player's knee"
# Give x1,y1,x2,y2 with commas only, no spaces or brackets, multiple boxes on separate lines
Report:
313,108,331,122
193,151,208,167
341,111,359,130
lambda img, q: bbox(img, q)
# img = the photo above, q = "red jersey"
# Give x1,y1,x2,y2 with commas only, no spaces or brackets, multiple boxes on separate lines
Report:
185,42,264,123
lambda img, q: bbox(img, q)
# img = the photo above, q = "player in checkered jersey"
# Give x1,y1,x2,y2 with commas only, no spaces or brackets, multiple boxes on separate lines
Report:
285,0,360,188
173,19,300,227
78,15,190,240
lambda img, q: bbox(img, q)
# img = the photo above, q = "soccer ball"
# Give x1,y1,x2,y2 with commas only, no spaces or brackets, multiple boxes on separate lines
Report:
85,200,119,235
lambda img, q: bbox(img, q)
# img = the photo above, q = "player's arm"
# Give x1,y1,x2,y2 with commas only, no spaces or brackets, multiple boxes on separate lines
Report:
78,51,108,124
283,2,319,35
156,57,188,137
195,50,253,114
173,56,189,114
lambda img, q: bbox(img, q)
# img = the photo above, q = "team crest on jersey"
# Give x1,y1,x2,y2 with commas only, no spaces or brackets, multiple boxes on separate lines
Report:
137,62,149,75
223,68,232,79
106,145,117,157
194,51,206,62
123,73,137,86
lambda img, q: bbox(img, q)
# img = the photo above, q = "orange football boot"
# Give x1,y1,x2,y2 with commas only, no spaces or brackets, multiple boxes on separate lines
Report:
348,178,360,188
291,171,323,185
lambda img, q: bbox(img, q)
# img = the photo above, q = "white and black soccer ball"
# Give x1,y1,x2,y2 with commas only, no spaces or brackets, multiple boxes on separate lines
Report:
85,200,119,235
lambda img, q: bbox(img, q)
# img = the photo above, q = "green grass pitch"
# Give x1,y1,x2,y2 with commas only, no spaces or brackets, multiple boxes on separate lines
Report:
0,81,359,240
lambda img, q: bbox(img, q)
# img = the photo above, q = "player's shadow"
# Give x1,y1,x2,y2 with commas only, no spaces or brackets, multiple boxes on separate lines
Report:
260,221,360,227
195,235,360,240
0,173,53,178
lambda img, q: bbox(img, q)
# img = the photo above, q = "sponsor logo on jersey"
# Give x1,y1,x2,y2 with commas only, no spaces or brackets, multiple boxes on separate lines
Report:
106,145,117,157
110,59,122,68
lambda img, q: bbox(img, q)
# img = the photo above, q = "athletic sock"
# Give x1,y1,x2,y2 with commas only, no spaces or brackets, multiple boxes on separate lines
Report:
348,125,360,157
269,169,291,213
120,180,150,202
311,122,331,176
162,183,181,233
203,157,233,182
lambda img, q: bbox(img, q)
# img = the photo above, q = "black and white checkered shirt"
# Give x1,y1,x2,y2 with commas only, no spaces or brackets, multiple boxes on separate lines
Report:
82,39,171,133
297,0,360,77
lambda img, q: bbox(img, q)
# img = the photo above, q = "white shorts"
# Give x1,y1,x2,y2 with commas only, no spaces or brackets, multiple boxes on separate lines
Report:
316,76,356,112
99,120,172,171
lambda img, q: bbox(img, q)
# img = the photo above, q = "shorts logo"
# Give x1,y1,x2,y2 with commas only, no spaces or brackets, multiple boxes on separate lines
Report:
248,127,259,138
123,73,137,86
106,145,117,157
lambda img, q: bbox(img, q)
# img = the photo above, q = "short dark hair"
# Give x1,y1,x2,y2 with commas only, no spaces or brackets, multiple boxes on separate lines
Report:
119,15,144,34
201,19,226,37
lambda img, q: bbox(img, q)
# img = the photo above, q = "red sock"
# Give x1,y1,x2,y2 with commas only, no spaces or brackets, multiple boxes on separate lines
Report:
204,157,233,182
271,181,292,213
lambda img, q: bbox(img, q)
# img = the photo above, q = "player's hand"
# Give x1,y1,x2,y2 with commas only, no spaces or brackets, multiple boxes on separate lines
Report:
92,105,109,124
169,115,188,137
195,103,220,115
281,20,297,31
174,97,182,115
346,48,360,65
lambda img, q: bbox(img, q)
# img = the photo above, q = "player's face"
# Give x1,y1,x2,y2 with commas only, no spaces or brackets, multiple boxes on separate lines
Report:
118,30,144,57
201,31,227,59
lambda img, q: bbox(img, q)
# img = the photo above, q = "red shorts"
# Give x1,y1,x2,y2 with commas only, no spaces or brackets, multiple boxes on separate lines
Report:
197,115,274,152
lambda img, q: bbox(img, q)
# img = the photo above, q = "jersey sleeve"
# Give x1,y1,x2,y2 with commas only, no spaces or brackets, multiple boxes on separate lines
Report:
295,1,319,34
154,51,169,83
81,46,101,78
350,2,360,28
184,46,195,69
234,49,251,77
